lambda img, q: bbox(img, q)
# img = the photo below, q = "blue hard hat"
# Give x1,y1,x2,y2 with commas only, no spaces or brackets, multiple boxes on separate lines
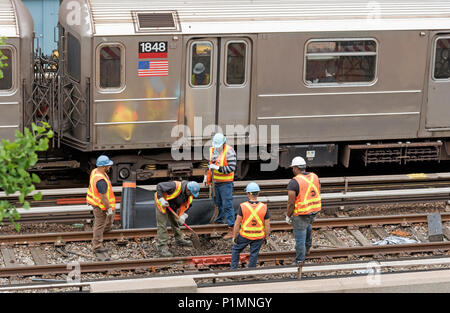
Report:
96,155,114,167
187,181,200,198
245,182,260,193
212,133,226,148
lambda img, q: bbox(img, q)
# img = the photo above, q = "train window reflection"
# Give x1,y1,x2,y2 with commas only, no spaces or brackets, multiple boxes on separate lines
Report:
99,45,123,89
226,42,246,85
0,48,12,90
67,33,81,82
305,39,377,86
191,41,212,87
434,38,450,80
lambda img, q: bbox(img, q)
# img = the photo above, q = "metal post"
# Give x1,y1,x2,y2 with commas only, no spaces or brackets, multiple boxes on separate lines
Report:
297,261,303,280
121,171,136,229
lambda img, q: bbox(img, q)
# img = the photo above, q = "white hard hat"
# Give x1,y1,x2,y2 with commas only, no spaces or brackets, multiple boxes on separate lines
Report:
290,156,306,168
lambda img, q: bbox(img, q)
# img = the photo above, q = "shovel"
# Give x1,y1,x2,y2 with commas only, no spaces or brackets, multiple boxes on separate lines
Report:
167,206,201,249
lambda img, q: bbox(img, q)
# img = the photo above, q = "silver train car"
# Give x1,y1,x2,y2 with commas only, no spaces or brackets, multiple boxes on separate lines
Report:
13,0,450,181
0,0,33,142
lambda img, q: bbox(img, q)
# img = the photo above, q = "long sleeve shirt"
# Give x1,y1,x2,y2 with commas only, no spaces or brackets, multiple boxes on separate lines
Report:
211,145,237,174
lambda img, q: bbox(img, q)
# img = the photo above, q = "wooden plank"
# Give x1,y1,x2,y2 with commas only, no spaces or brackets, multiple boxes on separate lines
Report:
370,226,389,239
30,247,47,265
1,248,17,268
442,227,450,241
410,228,428,243
321,230,347,248
347,228,371,246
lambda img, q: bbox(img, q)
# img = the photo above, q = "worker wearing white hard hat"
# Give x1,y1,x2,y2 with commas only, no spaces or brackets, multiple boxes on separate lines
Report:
205,133,237,239
286,156,322,264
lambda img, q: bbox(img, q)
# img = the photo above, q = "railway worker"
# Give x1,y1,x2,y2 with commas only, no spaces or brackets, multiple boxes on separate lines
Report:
207,133,237,239
86,155,116,256
192,62,210,85
285,156,321,264
154,180,201,257
230,182,270,270
319,61,338,83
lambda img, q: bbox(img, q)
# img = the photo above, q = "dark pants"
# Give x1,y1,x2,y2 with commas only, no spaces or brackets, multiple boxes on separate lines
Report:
292,214,316,264
214,182,235,227
155,206,184,248
230,234,264,269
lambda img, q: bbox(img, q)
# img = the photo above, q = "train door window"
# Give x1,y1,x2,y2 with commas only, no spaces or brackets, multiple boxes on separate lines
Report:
433,37,450,80
304,39,377,86
0,48,13,91
190,41,212,87
98,44,124,90
67,33,81,82
225,41,247,86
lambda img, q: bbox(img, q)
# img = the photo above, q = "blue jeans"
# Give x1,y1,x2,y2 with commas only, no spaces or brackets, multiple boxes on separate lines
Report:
214,182,235,227
230,234,264,269
292,214,316,264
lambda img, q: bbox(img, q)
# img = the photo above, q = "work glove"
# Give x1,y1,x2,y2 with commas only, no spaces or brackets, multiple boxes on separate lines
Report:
159,197,169,207
203,175,208,185
179,213,188,225
264,237,269,245
209,164,220,171
107,208,113,216
231,237,237,245
285,215,292,224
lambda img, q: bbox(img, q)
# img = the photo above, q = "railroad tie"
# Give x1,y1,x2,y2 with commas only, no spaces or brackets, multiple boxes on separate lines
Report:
1,248,18,268
442,227,450,241
370,226,390,239
30,246,47,266
321,230,348,248
347,228,371,246
410,228,428,243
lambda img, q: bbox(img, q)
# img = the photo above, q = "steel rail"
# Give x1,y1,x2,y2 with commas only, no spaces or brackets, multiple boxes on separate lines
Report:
1,241,450,277
1,212,449,245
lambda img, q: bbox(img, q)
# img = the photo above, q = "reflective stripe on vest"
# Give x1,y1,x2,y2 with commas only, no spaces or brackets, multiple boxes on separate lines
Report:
154,181,183,214
209,145,234,182
239,202,267,240
86,168,116,211
293,173,321,216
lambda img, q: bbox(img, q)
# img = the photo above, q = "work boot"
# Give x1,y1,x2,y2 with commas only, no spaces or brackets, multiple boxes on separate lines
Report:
158,246,173,257
223,227,234,239
176,238,193,247
94,247,109,253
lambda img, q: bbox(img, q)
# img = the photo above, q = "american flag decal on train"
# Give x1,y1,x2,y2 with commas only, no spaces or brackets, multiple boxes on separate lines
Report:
138,60,169,77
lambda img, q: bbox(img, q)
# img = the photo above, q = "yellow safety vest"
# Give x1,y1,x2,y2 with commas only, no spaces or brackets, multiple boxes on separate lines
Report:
209,145,234,182
154,181,193,215
86,168,116,211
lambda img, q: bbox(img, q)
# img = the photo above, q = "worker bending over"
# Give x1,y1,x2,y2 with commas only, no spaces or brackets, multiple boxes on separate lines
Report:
155,180,200,257
230,182,270,269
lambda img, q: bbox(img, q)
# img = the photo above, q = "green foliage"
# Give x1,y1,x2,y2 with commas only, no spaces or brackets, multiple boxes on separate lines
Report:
0,37,7,80
0,122,53,231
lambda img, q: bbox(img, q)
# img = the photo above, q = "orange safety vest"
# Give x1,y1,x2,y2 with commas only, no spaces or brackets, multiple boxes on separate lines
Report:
154,181,193,215
293,173,321,216
86,168,116,211
239,201,267,240
209,144,234,183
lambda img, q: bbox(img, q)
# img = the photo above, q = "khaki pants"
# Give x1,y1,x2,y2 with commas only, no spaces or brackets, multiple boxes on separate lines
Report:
92,206,114,251
156,207,183,248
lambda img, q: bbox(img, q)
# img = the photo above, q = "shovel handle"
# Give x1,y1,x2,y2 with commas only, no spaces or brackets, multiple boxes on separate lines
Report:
167,206,195,232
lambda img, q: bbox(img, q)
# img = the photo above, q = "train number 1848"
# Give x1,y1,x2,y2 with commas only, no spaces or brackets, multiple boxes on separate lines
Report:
139,41,168,53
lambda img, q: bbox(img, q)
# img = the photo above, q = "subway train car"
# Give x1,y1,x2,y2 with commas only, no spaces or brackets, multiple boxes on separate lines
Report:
0,0,33,142
24,0,450,181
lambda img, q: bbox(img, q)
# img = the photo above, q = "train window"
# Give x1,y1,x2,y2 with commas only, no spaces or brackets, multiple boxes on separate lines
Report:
67,33,81,82
98,44,123,89
434,38,450,80
0,48,13,90
226,42,247,85
304,39,377,86
191,41,212,87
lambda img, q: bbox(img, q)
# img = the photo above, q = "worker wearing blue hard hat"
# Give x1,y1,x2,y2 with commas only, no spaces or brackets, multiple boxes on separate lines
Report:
154,180,200,257
86,155,116,260
204,132,237,240
230,182,271,269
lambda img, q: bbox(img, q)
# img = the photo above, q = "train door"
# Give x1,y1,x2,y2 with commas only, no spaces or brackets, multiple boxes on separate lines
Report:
0,45,19,141
426,35,450,130
185,37,252,137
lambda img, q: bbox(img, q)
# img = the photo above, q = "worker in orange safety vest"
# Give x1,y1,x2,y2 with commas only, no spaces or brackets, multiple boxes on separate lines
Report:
286,156,321,264
86,155,116,258
230,182,270,269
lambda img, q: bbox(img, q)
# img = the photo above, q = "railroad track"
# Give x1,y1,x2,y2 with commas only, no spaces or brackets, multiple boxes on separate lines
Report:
3,172,450,208
0,213,449,278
